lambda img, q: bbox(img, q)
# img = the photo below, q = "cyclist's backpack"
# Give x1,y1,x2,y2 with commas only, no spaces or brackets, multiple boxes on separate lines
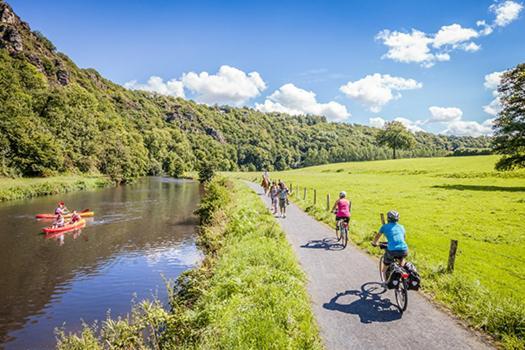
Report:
386,265,403,289
404,262,421,290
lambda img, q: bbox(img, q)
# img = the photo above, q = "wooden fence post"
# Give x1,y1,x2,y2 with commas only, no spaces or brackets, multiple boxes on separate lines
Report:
447,240,458,272
326,194,330,211
314,189,317,205
303,187,307,200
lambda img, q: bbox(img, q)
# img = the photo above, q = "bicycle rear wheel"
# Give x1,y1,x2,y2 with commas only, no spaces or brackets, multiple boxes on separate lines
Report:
341,226,348,248
395,281,408,312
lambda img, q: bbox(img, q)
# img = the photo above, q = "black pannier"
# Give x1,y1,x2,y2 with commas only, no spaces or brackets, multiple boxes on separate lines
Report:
386,264,404,289
404,262,421,290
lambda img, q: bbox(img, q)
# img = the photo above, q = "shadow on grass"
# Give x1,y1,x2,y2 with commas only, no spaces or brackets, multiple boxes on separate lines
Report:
300,237,344,251
323,282,401,323
433,184,525,192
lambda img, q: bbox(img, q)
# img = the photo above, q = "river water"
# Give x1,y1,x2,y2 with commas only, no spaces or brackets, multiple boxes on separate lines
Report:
0,177,202,349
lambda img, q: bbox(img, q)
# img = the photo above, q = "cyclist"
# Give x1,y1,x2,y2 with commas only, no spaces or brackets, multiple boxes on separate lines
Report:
331,191,351,234
371,210,408,274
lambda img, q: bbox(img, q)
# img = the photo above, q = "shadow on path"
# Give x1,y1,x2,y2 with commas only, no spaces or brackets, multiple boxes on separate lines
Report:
323,282,402,324
433,184,525,192
301,237,344,251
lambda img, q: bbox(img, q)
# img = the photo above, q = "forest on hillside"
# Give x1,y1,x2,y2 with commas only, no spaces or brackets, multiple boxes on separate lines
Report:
0,1,491,182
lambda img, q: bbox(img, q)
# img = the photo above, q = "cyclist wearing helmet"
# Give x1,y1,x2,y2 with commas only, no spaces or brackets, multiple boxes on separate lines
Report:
331,191,351,232
372,210,408,273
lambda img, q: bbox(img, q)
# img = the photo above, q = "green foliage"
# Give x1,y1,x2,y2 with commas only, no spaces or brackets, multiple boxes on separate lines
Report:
198,161,215,183
236,155,525,348
376,121,416,159
493,63,525,170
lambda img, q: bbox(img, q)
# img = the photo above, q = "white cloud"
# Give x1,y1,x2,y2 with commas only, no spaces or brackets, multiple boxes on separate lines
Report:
376,30,436,66
490,1,524,27
339,73,422,112
394,117,425,132
428,106,463,123
377,2,523,67
483,70,506,116
441,119,494,137
124,76,185,97
255,83,350,121
369,117,386,128
182,65,266,105
433,24,479,48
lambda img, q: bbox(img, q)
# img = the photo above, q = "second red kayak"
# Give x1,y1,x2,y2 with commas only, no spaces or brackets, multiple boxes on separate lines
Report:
36,209,94,219
42,219,86,234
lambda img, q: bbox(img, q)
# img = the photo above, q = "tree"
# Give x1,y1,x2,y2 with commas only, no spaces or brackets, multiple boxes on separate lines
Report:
492,63,525,170
376,121,416,159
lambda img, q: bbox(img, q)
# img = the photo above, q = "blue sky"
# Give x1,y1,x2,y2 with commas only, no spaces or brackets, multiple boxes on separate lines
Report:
8,0,525,136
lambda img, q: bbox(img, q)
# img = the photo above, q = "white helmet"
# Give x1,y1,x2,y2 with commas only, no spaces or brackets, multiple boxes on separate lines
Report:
339,191,346,198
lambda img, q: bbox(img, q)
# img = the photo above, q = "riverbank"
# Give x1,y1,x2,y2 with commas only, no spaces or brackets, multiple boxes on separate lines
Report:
0,176,112,202
57,177,321,349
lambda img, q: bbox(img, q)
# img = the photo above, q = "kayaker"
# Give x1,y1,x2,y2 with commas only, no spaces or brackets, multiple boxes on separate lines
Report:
52,213,65,228
55,201,69,216
69,210,81,224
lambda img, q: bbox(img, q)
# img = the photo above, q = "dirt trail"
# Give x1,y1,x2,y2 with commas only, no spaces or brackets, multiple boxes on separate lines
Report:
246,182,492,350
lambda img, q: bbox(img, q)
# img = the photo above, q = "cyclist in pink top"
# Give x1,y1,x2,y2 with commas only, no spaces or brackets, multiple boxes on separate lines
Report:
331,191,351,231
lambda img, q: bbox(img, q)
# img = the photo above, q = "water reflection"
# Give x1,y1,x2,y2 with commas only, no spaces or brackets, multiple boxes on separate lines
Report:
0,177,201,349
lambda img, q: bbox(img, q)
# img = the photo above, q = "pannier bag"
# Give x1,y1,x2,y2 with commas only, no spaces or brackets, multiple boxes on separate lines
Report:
404,262,421,290
386,264,404,289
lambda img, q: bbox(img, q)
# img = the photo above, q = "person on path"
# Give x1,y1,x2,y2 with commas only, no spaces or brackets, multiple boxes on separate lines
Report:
261,171,271,195
278,182,291,218
371,210,409,274
331,191,351,236
269,182,279,214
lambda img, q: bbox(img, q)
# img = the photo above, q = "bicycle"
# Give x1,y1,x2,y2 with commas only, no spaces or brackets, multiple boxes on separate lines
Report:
335,218,349,248
376,242,409,313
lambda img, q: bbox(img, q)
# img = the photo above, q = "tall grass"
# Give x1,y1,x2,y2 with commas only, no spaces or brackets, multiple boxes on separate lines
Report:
0,175,111,201
56,178,321,349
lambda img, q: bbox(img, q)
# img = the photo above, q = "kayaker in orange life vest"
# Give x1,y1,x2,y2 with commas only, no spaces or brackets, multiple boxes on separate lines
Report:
55,201,69,216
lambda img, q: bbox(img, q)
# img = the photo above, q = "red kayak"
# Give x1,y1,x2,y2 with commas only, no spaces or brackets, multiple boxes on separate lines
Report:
42,219,86,234
36,209,94,219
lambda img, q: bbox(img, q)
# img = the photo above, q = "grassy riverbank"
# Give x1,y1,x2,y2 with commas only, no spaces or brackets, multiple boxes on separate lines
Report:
232,155,525,349
57,177,321,349
0,175,112,202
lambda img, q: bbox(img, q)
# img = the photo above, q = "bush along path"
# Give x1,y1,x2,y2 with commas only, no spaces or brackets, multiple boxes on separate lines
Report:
57,178,321,349
245,182,493,350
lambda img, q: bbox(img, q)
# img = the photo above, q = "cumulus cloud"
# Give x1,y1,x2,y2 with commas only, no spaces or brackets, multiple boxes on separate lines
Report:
483,70,506,116
394,117,425,132
441,119,494,137
428,106,463,123
124,76,185,97
255,83,350,121
182,65,266,105
339,74,422,112
490,1,524,27
369,117,386,128
376,1,523,67
432,24,479,48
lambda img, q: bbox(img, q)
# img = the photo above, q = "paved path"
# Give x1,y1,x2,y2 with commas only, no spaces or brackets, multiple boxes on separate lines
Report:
246,182,492,350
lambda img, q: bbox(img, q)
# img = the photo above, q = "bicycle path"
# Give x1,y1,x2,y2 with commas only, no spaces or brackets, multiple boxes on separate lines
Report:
246,182,492,350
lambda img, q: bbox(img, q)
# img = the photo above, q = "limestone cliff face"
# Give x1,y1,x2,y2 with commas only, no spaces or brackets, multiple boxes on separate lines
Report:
0,0,70,85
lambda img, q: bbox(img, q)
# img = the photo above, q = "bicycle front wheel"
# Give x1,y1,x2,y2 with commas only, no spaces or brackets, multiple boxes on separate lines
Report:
395,281,408,313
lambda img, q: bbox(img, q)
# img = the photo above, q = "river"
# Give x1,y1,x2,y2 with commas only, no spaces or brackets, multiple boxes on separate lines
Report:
0,177,202,349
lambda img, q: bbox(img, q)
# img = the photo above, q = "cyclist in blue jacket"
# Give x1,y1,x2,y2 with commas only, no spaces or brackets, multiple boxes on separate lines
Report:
371,210,408,274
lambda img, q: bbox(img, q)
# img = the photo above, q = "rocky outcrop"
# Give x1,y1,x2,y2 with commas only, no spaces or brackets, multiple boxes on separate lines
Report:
204,126,226,143
0,1,17,26
0,25,22,52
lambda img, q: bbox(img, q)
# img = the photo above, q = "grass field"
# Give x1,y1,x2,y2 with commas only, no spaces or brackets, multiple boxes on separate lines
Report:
0,175,112,202
232,155,525,348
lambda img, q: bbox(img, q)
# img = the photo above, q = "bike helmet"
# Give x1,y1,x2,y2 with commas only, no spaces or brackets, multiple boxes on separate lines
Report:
387,210,400,222
339,191,346,198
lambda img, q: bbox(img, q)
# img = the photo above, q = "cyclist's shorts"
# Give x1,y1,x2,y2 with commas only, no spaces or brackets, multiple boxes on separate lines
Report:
335,216,350,223
383,249,408,265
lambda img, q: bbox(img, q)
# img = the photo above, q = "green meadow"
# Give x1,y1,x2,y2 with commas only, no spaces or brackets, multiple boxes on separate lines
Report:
232,155,525,347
